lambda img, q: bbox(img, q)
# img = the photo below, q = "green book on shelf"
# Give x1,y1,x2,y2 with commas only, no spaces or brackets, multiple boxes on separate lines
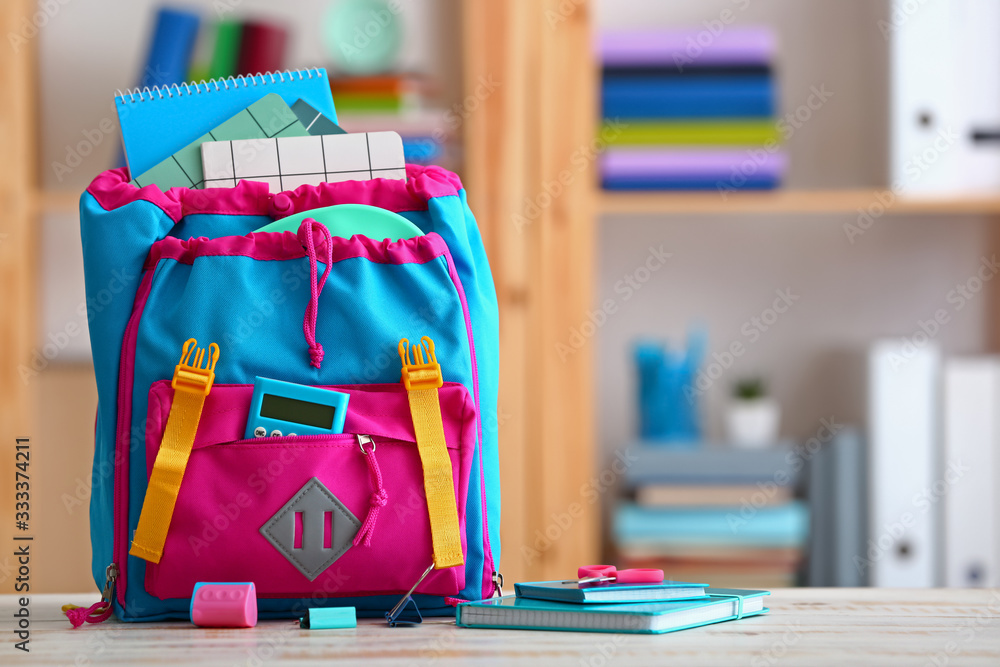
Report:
208,21,242,80
333,93,404,114
603,120,780,146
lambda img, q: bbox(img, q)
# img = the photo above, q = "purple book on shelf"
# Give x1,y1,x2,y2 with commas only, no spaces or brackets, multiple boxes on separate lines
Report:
601,149,787,179
599,28,775,67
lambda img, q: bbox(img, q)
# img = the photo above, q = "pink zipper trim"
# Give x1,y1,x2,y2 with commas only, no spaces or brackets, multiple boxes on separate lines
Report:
86,165,466,224
112,268,157,607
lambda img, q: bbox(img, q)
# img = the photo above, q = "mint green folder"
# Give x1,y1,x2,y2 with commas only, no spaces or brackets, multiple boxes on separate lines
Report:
456,588,769,634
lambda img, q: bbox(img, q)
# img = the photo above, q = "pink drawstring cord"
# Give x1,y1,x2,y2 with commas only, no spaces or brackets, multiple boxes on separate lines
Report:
63,600,114,628
301,219,333,369
354,441,388,547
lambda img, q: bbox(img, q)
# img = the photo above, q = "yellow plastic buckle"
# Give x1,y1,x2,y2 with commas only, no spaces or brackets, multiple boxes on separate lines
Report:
398,337,443,391
171,338,220,396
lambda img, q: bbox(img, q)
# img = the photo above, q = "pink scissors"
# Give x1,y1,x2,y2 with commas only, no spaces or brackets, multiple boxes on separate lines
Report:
566,565,665,585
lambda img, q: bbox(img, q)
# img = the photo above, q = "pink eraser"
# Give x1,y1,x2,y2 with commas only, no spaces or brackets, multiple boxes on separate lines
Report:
190,582,257,628
615,568,664,584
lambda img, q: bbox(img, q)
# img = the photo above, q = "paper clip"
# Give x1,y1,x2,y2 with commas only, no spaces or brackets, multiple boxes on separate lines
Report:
385,562,434,627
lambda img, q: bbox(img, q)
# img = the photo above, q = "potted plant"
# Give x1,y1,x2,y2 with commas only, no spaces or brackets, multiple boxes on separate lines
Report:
725,378,780,448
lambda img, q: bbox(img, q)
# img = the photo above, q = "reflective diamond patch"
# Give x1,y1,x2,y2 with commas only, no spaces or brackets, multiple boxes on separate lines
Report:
260,477,361,581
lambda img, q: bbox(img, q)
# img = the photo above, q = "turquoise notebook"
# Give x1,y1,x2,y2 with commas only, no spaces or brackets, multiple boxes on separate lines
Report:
456,589,769,634
115,68,337,177
514,579,708,604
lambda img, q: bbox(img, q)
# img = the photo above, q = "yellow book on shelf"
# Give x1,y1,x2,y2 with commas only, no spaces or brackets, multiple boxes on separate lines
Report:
603,120,780,146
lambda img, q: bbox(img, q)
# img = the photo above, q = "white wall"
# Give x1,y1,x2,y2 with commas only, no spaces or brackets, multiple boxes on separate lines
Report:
597,215,992,448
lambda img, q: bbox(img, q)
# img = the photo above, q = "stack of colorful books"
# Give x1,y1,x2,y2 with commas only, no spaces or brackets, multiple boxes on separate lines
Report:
598,27,786,191
612,445,809,589
329,75,453,169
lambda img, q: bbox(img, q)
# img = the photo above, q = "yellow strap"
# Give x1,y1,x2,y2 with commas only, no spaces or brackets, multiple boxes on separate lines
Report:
399,337,464,569
130,339,219,564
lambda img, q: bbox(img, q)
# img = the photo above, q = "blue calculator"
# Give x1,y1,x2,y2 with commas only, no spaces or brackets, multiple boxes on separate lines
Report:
244,377,349,439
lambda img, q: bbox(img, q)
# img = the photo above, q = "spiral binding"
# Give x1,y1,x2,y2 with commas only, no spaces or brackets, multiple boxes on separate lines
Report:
114,68,325,104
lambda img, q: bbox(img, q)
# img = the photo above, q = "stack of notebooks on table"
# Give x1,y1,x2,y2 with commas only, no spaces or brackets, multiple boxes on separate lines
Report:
457,578,769,634
330,75,455,170
598,27,786,191
613,444,809,589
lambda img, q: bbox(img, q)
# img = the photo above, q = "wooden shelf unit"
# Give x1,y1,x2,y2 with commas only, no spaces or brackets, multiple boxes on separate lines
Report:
600,189,1000,216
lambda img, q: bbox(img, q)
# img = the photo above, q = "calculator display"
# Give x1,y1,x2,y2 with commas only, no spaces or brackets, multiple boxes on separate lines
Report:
260,393,337,429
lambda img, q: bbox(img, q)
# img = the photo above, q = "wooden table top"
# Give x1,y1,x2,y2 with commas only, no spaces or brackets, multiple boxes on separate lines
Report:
5,588,1000,666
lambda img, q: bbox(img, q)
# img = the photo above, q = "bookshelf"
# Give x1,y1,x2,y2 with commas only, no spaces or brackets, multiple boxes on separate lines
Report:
601,190,1000,216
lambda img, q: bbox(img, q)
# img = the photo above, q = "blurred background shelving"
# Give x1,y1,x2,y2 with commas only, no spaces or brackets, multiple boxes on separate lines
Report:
4,0,1000,596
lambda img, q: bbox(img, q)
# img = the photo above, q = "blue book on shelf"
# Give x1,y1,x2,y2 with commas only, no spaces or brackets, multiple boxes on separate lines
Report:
116,68,337,177
603,175,780,190
457,589,770,634
602,75,774,118
614,501,809,548
514,579,708,604
622,443,802,486
137,8,200,92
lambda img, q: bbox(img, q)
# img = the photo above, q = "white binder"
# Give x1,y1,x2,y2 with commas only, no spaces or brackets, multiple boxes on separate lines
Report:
867,340,939,587
890,0,1000,195
943,358,998,587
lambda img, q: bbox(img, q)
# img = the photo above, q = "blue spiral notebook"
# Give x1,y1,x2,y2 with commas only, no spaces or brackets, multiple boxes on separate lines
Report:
457,589,769,634
115,68,337,177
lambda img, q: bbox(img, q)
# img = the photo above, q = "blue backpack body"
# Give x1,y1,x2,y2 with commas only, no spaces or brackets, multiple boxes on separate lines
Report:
80,166,501,620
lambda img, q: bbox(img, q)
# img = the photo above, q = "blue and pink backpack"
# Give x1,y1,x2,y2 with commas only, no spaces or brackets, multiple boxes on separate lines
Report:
79,165,501,621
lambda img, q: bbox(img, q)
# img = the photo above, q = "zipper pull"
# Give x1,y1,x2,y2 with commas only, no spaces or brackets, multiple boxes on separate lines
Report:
63,563,118,628
492,571,504,598
353,435,387,547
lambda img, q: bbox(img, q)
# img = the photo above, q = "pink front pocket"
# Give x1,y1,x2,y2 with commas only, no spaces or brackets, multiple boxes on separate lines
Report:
142,381,476,600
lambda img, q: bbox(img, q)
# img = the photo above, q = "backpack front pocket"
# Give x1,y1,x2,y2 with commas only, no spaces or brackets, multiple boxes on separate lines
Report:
141,380,476,600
